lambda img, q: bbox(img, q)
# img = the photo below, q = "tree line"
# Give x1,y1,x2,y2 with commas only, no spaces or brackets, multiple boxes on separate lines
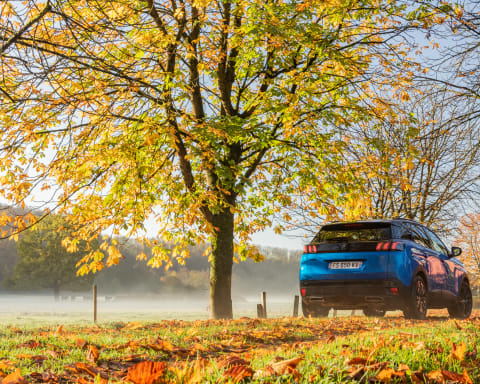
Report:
0,213,301,300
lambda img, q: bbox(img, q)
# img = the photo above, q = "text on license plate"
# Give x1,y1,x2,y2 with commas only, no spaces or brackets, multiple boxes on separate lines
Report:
329,261,363,269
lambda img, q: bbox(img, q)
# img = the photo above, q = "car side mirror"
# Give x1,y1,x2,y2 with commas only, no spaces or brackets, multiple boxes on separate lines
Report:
450,246,462,258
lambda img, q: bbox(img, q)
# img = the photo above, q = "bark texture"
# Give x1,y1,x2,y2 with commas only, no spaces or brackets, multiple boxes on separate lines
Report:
209,209,234,319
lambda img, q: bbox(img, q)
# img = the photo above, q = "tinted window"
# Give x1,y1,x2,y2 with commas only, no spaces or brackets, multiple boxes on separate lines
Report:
314,223,391,243
424,227,449,255
405,223,431,249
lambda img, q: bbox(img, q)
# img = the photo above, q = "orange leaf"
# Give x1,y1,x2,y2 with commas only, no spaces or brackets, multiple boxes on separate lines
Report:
217,356,250,370
376,368,396,382
123,322,144,330
86,345,99,363
55,325,65,336
2,369,28,384
76,338,88,349
347,357,368,365
126,361,167,384
426,370,444,382
271,356,303,375
221,365,253,383
441,370,464,382
463,369,474,384
451,342,467,361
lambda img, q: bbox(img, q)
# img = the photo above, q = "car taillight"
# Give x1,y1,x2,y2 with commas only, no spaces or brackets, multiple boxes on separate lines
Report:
301,288,306,297
376,241,405,251
304,245,317,253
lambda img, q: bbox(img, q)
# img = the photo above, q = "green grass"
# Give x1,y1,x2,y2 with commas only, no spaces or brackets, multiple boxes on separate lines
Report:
0,312,478,383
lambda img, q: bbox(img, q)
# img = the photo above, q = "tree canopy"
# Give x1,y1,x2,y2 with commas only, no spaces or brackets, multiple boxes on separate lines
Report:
5,215,94,299
0,0,435,317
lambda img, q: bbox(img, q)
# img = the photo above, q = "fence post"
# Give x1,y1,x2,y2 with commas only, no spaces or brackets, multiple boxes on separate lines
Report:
93,284,97,323
293,295,299,317
257,304,264,318
262,291,267,318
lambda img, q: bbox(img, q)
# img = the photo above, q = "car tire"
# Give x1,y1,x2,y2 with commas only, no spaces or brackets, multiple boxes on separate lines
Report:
448,280,472,319
302,301,329,317
403,275,428,319
363,308,386,317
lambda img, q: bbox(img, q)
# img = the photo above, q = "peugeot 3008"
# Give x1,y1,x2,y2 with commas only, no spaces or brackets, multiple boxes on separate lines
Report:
299,218,472,319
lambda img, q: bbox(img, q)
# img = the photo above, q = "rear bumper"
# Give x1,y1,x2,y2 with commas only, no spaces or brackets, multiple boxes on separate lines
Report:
300,279,410,310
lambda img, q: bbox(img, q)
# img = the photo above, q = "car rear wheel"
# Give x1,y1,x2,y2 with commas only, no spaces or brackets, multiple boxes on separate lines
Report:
448,281,472,319
302,301,329,317
403,275,427,319
363,308,386,317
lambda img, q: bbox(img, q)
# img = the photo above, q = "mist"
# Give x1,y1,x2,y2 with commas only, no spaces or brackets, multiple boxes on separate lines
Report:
0,239,302,323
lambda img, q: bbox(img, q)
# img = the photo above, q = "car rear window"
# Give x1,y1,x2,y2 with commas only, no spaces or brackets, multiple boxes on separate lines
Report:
313,222,392,243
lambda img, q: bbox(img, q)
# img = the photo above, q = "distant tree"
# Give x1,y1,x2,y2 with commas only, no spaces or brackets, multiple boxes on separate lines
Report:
0,238,17,286
280,88,480,237
455,213,480,294
5,215,94,300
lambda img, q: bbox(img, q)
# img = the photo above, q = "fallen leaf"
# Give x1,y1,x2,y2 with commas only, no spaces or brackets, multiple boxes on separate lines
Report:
74,362,109,380
347,366,364,380
347,357,368,365
426,370,444,382
270,356,303,375
126,361,167,384
441,370,464,382
123,322,144,331
172,359,207,384
55,325,65,336
217,356,250,370
76,339,88,349
46,350,58,359
0,361,15,370
221,365,253,383
451,342,467,362
86,345,99,363
463,369,474,384
2,369,28,384
376,367,396,382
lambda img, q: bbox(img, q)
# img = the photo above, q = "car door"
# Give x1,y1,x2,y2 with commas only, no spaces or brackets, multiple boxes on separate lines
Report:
405,223,444,296
423,227,456,296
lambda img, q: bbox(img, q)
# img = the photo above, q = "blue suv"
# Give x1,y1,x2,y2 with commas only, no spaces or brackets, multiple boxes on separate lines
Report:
300,218,472,319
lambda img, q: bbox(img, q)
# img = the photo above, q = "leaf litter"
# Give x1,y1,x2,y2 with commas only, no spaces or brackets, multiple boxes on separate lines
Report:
0,313,478,383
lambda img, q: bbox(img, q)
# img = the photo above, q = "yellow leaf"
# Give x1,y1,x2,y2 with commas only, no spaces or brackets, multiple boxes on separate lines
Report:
451,342,467,361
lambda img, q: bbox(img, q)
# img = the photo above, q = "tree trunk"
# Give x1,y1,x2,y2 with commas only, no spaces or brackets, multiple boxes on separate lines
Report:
209,208,234,319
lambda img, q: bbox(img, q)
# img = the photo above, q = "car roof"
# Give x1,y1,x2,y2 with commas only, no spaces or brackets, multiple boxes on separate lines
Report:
322,218,421,227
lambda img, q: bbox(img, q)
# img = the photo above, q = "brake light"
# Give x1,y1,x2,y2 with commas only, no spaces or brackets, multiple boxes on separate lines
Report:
301,288,306,297
376,241,405,251
390,287,399,295
304,245,317,253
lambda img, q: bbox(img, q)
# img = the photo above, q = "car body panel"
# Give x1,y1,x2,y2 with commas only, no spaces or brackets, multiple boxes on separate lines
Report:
299,218,470,314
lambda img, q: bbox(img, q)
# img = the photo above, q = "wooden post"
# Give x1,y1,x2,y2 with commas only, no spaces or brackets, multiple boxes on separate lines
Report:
93,284,97,323
293,295,299,317
257,304,264,318
261,291,267,319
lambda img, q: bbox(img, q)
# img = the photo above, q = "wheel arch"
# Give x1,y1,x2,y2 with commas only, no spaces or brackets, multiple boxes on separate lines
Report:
411,267,428,291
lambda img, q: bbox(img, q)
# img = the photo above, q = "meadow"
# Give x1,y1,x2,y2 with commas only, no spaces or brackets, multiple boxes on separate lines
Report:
0,309,478,383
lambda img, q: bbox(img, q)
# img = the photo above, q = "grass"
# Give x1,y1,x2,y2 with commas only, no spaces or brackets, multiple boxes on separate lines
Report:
0,310,478,383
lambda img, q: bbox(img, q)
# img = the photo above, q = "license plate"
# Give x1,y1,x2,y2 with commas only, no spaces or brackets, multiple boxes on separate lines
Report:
329,261,362,269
